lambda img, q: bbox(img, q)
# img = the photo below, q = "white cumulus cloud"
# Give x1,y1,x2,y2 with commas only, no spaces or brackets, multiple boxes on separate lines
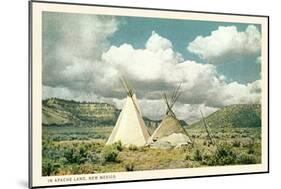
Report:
102,31,261,109
187,25,261,64
42,12,119,88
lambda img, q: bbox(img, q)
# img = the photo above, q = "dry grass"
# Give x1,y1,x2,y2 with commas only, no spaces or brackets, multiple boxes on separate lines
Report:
43,127,261,176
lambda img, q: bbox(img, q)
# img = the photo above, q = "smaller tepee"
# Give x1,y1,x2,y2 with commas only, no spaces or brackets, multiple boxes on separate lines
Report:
106,78,150,147
148,85,192,146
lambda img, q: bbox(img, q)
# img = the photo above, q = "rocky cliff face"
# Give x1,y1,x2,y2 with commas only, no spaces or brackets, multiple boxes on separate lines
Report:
42,98,119,126
42,98,162,129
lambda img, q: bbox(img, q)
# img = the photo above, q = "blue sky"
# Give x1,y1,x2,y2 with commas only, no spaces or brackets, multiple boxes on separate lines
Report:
109,16,261,83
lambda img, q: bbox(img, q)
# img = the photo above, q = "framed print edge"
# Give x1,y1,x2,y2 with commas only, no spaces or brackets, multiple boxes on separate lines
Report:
28,0,269,188
28,1,33,188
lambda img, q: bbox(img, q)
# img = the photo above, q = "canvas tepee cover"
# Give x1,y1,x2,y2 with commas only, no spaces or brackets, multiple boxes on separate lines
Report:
148,85,192,144
106,94,150,147
148,114,189,143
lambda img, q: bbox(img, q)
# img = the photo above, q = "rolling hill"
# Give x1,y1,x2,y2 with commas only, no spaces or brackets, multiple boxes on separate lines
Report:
190,104,261,129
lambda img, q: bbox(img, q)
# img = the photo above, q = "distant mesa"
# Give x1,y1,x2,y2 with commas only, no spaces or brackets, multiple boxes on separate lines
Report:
42,98,160,130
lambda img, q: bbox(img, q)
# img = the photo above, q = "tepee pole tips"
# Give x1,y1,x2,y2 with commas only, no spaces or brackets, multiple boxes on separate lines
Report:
119,76,133,97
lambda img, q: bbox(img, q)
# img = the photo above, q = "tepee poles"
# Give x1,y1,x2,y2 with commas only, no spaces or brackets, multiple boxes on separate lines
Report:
119,76,133,97
163,83,182,117
162,93,175,117
119,76,141,115
200,109,215,145
171,83,182,105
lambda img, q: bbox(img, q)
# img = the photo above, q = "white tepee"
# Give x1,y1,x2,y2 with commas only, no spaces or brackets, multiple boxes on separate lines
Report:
106,78,150,147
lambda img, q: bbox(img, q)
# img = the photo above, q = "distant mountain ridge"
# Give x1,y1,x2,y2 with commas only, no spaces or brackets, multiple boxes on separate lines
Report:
42,99,260,133
190,104,261,129
42,98,165,131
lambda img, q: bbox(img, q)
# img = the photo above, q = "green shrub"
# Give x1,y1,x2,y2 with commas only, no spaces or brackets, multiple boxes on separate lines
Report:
237,153,257,164
232,140,241,147
230,134,236,138
248,147,255,154
88,152,102,164
247,141,255,154
204,144,237,166
185,154,190,160
213,135,220,139
192,149,202,161
63,144,88,164
125,162,135,171
213,144,236,165
102,146,119,162
64,147,77,164
78,145,88,163
42,159,60,176
201,153,212,165
128,144,138,151
138,146,149,152
113,141,123,151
